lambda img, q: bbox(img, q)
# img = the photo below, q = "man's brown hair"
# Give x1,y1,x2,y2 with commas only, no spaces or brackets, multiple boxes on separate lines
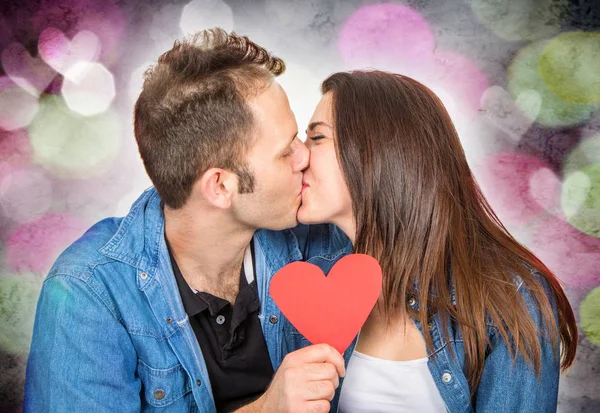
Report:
134,28,285,208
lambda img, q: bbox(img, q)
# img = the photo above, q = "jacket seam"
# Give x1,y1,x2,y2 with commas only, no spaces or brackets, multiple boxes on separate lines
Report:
48,270,126,327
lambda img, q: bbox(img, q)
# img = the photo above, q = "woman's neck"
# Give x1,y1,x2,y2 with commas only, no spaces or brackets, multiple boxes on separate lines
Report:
333,214,356,245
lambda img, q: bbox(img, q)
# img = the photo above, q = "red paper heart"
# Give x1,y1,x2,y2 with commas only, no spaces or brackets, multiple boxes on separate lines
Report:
270,254,382,354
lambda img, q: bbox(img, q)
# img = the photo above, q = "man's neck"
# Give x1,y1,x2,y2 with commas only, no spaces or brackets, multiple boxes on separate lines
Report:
164,203,254,295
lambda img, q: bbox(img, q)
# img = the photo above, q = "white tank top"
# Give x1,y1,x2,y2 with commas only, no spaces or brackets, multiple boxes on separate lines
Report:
338,351,447,413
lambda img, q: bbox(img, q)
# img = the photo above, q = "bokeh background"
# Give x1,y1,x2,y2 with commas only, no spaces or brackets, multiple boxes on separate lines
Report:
1,0,599,411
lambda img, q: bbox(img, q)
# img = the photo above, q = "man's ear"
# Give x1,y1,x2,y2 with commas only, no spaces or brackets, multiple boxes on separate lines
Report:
194,168,237,209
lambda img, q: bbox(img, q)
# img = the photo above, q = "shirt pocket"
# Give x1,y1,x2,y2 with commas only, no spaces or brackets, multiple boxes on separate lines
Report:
286,320,313,348
137,359,195,410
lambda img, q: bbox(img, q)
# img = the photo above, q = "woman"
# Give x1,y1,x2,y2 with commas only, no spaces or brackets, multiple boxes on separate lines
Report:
298,70,577,412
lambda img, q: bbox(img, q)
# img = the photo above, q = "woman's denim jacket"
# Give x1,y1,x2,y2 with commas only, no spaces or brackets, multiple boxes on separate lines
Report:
286,263,562,413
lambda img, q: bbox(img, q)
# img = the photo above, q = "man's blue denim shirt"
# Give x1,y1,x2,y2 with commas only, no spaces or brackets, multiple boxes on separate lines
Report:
24,187,561,412
23,187,351,412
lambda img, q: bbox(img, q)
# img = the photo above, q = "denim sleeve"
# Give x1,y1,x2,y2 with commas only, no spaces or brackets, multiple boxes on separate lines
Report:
475,279,561,412
24,273,141,412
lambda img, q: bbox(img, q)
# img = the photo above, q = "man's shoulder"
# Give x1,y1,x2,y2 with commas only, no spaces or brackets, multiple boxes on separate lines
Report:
49,188,161,282
49,216,125,282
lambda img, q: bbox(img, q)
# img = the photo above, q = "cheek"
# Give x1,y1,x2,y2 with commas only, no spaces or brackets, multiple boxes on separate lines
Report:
315,151,349,205
330,153,352,212
262,162,293,188
331,173,351,211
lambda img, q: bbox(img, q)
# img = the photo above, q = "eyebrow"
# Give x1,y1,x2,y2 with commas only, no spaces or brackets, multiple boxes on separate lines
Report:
306,121,332,133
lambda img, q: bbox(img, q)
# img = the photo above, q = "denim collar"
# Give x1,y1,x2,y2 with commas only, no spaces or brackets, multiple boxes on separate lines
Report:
97,187,312,288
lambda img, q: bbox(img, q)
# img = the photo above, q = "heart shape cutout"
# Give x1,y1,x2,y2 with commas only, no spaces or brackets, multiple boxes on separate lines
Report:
515,89,542,122
270,254,382,353
38,28,101,78
430,50,489,119
2,43,56,96
480,85,540,141
528,167,562,216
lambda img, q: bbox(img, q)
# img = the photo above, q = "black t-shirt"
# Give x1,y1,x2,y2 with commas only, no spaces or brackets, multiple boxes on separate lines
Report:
167,239,274,413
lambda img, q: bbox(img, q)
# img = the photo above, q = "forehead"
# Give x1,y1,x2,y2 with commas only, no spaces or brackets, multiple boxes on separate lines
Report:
310,92,333,123
246,81,297,148
248,81,295,125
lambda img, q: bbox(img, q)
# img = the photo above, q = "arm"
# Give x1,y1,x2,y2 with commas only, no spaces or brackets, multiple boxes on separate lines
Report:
24,274,141,413
231,397,265,413
475,280,561,412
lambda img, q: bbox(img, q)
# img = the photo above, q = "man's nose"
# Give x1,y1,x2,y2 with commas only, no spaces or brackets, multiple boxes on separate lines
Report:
294,141,310,172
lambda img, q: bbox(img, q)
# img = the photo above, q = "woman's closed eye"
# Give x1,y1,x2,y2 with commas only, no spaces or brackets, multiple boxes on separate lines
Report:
310,135,326,141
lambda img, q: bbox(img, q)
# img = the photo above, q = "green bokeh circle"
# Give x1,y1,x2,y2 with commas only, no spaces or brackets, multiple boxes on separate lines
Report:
581,286,600,346
539,31,600,104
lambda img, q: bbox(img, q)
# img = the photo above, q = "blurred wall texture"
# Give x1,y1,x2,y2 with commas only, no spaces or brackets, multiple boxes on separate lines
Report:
1,0,599,411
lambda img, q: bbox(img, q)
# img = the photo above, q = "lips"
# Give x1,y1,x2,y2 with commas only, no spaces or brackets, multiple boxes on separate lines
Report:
300,175,311,196
301,180,309,194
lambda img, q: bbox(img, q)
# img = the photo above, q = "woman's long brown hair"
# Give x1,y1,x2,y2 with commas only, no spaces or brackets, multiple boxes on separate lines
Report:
321,70,577,394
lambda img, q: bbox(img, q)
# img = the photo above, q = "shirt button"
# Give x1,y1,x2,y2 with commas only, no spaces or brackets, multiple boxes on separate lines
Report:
427,321,434,330
196,379,201,386
269,315,278,324
154,389,166,400
140,272,148,280
216,315,226,325
166,317,173,324
442,372,452,383
408,296,417,307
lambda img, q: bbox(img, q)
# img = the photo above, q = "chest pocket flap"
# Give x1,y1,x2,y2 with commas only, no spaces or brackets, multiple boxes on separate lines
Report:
137,359,193,408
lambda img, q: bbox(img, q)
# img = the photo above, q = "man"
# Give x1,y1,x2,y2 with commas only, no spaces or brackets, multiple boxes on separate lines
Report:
24,28,353,413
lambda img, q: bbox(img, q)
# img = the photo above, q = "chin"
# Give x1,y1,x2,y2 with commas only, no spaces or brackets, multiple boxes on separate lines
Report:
272,214,299,231
297,206,320,225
